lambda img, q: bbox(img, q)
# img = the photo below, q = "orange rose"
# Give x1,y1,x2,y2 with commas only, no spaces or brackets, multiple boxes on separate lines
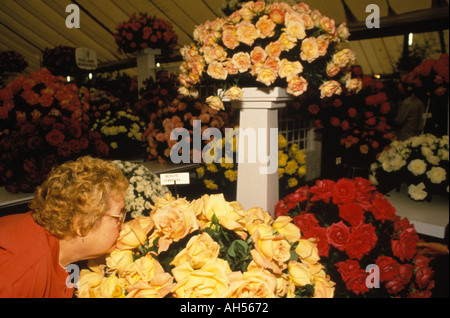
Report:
250,46,267,64
287,76,308,96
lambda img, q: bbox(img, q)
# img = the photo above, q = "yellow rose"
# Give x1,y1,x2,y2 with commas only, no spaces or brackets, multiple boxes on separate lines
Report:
288,178,298,188
206,95,225,111
256,66,278,86
284,11,306,40
288,261,312,287
312,275,335,298
225,268,277,298
98,275,127,298
202,194,246,236
278,134,288,148
172,261,231,298
244,207,273,228
296,238,320,265
105,250,134,275
319,80,342,98
126,273,175,298
171,232,220,269
122,253,166,286
298,165,306,177
151,198,200,253
115,216,154,250
224,86,243,100
279,59,303,81
77,269,105,298
332,48,355,68
279,32,297,50
300,37,320,63
272,216,301,242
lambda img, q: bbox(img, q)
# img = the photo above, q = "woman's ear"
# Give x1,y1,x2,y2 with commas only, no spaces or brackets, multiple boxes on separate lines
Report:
72,215,84,237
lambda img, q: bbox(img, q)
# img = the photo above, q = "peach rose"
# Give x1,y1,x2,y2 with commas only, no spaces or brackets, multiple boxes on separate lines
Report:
285,11,306,40
207,61,228,80
250,46,267,64
224,86,244,100
206,95,225,111
170,232,220,269
115,216,154,250
317,35,330,56
326,62,340,77
256,15,276,38
332,48,356,68
300,37,320,63
225,268,278,298
202,43,227,64
269,8,286,24
320,16,336,34
121,254,167,286
222,26,240,50
105,250,134,275
346,76,363,93
279,32,297,50
244,206,273,228
287,76,308,96
231,52,252,73
236,21,260,46
265,41,284,58
319,80,342,98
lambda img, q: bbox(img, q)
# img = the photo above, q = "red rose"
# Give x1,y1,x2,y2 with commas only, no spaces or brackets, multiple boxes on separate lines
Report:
391,228,419,261
275,199,290,217
331,178,356,204
58,142,72,157
326,221,350,251
292,213,319,238
313,226,330,257
376,256,399,282
336,259,360,282
414,254,431,270
96,140,109,157
338,202,364,226
370,191,397,222
396,263,414,285
341,120,350,130
346,223,377,260
23,158,36,173
69,139,81,154
308,104,319,115
415,266,435,290
310,179,335,202
45,129,65,146
27,136,43,150
385,279,405,295
407,289,432,298
25,170,40,184
345,269,369,295
330,117,340,127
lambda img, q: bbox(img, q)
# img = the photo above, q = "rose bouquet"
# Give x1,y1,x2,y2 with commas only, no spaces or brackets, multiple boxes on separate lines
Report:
275,178,436,297
42,46,78,76
0,68,108,193
369,134,449,201
197,134,306,198
113,160,170,221
77,193,335,298
91,109,147,160
178,1,361,110
0,50,28,74
288,74,396,168
114,12,178,56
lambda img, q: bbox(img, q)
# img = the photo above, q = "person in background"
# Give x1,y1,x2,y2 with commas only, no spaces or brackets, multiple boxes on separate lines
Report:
0,156,129,298
393,86,425,141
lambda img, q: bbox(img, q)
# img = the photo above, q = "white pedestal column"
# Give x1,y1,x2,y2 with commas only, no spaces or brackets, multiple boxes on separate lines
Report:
224,87,290,216
136,48,161,92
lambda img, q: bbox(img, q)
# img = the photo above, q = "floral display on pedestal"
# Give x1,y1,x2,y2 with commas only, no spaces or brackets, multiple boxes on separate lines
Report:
0,68,108,193
0,50,28,75
114,12,178,57
113,160,170,221
178,1,361,110
275,178,436,298
77,193,335,298
369,134,449,201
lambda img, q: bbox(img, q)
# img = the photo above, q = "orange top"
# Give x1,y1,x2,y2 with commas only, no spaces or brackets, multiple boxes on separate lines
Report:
0,212,74,298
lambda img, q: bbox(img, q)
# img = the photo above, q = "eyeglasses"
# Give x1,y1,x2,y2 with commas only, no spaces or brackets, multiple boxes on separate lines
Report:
105,208,127,225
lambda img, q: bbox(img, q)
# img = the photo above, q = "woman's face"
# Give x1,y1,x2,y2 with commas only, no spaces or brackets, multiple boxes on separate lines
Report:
82,197,126,259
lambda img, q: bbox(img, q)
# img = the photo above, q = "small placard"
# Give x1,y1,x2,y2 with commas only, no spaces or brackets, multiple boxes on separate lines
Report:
160,173,190,185
75,47,98,70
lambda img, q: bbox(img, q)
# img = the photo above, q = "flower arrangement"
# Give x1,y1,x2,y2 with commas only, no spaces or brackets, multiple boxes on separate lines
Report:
0,68,108,193
91,109,147,160
77,193,335,298
288,74,396,168
113,160,170,221
0,50,28,74
42,46,78,76
197,134,306,197
114,12,178,56
275,178,436,297
178,1,361,110
369,134,449,201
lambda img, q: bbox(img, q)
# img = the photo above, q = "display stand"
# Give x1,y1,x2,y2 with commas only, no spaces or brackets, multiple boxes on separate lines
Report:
136,48,161,92
223,87,290,216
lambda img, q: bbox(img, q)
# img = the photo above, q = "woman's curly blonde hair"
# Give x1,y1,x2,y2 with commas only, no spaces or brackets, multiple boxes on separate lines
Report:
30,156,129,239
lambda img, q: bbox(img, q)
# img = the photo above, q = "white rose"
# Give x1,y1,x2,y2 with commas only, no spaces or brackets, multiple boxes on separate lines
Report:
407,159,427,176
408,183,428,201
426,167,447,184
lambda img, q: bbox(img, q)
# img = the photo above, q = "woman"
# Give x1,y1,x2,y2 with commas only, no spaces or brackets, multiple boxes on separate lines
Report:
0,156,129,298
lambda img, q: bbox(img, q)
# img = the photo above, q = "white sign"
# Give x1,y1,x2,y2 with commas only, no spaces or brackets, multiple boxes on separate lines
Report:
75,47,98,70
160,173,190,185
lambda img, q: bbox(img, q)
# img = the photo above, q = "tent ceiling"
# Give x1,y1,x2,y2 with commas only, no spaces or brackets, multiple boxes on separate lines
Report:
1,0,448,77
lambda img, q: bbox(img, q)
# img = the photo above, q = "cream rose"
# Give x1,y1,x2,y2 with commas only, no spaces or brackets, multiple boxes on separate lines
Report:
408,183,428,201
407,159,427,176
319,80,342,98
312,275,335,298
426,166,447,184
